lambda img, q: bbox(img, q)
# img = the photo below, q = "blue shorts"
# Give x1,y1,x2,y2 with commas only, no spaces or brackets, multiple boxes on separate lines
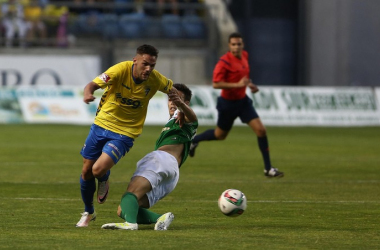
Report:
216,95,259,131
80,124,134,164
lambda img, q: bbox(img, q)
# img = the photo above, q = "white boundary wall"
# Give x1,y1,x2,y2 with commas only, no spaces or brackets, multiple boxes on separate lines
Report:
0,55,100,86
0,86,379,126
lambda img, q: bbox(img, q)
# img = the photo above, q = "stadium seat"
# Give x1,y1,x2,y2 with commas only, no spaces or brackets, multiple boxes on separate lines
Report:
181,14,207,39
114,0,134,15
100,14,119,39
161,14,184,39
118,12,146,38
142,17,163,39
75,12,102,36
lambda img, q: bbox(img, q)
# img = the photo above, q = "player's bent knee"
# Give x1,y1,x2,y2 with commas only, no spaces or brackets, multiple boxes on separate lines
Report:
92,167,107,179
256,128,267,137
81,172,93,181
81,168,94,181
215,134,228,140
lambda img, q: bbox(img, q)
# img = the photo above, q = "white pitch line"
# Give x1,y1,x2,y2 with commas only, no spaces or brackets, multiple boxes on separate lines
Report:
3,197,380,204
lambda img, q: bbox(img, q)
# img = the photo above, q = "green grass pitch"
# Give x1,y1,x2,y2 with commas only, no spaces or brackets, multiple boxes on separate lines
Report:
0,124,379,249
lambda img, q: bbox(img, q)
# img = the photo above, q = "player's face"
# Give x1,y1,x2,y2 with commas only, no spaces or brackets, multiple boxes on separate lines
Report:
168,91,185,117
228,37,244,58
133,54,157,81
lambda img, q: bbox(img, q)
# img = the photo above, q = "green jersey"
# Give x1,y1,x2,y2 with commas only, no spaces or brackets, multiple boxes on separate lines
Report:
155,111,198,167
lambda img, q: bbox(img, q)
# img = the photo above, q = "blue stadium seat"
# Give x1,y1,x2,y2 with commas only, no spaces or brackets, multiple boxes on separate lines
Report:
142,17,163,39
100,14,119,39
114,0,134,15
73,14,88,34
161,14,183,39
75,12,102,35
181,14,206,39
118,13,146,38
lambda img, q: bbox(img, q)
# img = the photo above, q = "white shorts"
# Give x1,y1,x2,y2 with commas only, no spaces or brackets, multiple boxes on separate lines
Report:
132,150,179,208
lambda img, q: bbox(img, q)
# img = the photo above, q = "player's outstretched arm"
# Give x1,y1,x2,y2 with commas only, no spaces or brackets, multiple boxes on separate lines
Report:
177,101,197,123
83,81,101,104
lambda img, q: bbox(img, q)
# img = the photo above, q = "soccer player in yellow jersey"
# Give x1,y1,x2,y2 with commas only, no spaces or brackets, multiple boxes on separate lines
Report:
76,44,174,227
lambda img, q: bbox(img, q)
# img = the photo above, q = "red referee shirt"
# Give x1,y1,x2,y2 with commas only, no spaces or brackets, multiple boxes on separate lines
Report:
212,50,250,100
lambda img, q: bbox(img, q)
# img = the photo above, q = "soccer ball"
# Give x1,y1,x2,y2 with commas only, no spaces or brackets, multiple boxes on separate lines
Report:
218,189,247,217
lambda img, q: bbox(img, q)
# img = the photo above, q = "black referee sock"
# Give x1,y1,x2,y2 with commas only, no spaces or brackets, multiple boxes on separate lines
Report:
257,136,272,171
193,129,217,143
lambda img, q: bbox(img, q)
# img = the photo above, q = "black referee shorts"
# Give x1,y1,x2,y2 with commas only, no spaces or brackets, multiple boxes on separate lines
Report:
216,95,259,131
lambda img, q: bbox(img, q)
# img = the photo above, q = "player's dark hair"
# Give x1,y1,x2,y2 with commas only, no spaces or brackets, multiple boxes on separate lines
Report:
228,32,243,42
173,83,192,102
136,44,159,57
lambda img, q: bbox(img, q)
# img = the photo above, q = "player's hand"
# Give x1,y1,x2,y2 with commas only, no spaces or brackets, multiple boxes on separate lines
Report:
168,87,186,127
175,111,185,127
83,94,96,104
238,77,251,87
168,87,184,107
248,82,259,93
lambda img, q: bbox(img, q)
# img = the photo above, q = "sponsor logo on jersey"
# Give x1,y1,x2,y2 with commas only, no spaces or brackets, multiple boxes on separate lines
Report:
115,93,142,109
98,73,111,83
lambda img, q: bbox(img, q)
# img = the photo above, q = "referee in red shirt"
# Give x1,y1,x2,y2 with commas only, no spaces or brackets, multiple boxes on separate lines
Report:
190,32,284,177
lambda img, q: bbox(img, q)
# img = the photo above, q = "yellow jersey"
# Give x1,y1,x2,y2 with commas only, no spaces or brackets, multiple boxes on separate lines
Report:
92,61,173,138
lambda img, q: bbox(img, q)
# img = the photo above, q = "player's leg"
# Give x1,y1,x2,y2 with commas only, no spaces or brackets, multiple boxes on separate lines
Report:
248,118,283,177
76,158,97,227
102,151,178,230
77,125,122,227
101,176,152,230
101,152,155,230
79,158,97,215
93,132,134,204
122,176,174,230
117,151,165,225
91,153,114,179
240,96,283,177
117,196,162,225
91,153,112,204
123,176,153,221
79,125,108,211
247,117,272,169
140,151,178,230
77,125,104,227
116,203,161,224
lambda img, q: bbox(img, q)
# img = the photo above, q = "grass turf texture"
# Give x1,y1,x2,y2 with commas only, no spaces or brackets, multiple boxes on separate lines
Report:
0,124,379,249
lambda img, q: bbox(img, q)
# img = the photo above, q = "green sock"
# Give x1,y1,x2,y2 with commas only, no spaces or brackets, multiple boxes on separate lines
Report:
136,208,161,224
120,192,139,223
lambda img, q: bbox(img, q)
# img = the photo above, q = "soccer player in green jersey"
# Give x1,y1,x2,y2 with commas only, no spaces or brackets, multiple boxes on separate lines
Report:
76,44,174,227
101,83,198,230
